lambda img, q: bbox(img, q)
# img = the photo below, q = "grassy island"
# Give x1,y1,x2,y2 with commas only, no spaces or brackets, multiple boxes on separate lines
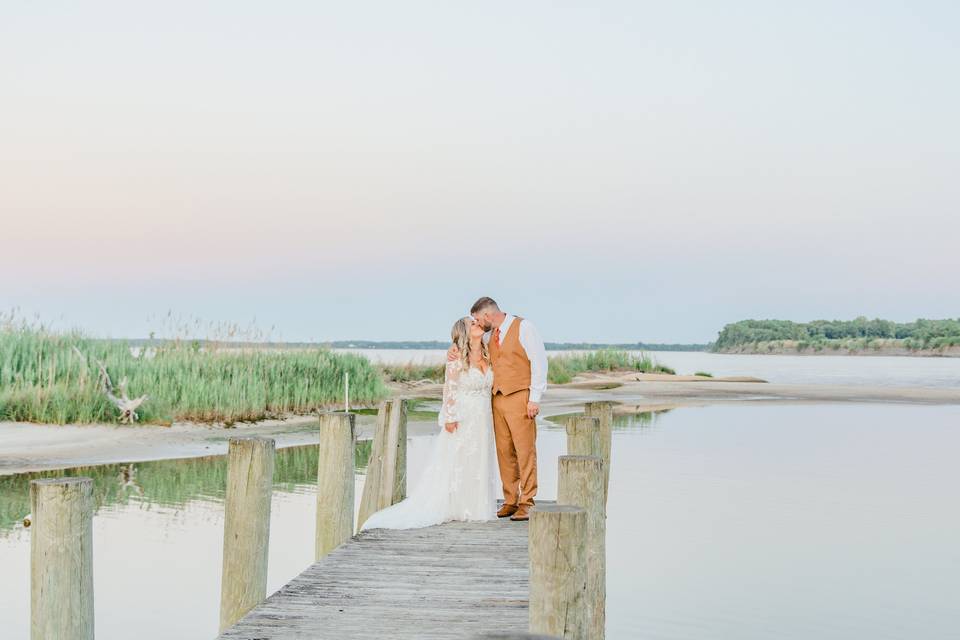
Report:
546,350,675,383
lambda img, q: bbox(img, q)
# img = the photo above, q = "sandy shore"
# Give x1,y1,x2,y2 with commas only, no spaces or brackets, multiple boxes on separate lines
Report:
3,377,959,476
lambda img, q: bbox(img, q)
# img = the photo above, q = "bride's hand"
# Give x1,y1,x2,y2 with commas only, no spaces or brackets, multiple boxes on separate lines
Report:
444,422,459,433
447,345,460,362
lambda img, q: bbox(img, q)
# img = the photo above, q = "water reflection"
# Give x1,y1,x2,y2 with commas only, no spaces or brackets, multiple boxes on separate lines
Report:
544,408,671,431
2,404,958,640
0,440,374,535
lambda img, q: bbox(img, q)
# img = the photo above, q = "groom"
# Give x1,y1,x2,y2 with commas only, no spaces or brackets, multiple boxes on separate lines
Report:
469,297,548,522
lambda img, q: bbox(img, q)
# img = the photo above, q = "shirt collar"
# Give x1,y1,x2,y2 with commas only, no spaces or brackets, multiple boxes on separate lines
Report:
497,314,514,338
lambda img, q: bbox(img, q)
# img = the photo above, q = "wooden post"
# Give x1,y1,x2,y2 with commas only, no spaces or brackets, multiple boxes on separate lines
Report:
566,415,600,457
584,401,614,504
357,399,408,530
30,477,94,640
220,437,275,632
529,504,587,640
558,455,606,640
316,412,356,560
387,398,408,504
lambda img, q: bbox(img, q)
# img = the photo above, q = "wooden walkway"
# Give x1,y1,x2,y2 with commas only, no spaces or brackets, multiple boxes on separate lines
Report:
219,517,530,639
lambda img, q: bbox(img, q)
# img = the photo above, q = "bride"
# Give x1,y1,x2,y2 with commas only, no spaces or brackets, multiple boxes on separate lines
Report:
361,317,499,530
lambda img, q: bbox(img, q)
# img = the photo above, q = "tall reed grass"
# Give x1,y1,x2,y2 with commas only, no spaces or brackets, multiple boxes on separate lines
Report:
547,349,675,384
379,362,445,383
0,324,387,425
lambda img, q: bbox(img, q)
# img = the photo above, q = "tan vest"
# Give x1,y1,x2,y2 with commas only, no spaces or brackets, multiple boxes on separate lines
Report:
489,317,531,396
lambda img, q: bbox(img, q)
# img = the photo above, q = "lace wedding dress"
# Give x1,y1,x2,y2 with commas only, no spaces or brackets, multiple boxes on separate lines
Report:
361,361,499,529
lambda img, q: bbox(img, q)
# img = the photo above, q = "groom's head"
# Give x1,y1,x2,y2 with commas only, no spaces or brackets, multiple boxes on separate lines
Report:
470,296,501,331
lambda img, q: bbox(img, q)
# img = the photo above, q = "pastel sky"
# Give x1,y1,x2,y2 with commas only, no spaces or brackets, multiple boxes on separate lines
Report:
2,2,958,343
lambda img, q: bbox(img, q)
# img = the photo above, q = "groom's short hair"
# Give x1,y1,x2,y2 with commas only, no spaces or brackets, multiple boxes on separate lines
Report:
470,297,499,315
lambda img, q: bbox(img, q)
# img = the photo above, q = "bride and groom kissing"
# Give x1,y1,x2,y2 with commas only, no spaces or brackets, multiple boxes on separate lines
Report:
363,297,548,529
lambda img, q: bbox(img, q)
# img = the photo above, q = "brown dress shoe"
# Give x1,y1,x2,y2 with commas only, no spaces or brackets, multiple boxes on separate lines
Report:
510,505,531,521
497,504,519,518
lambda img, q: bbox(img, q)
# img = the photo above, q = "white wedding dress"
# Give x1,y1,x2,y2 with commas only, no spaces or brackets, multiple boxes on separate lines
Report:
361,360,499,529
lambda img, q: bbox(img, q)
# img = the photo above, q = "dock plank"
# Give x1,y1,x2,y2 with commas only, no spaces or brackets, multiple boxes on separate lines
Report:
219,517,531,639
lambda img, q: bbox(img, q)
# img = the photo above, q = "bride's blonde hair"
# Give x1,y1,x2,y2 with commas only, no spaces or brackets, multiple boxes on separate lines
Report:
451,317,489,370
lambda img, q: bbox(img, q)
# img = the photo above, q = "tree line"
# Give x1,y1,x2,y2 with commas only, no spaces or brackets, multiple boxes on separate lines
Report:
714,317,960,350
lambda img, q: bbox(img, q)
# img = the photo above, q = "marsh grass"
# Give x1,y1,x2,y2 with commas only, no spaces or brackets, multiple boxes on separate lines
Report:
381,350,680,386
0,323,388,425
736,335,960,353
547,349,675,384
380,362,445,383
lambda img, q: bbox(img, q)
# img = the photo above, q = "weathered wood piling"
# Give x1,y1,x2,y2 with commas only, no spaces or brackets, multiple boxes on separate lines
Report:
584,401,614,502
357,398,408,530
315,412,356,560
219,437,276,632
565,415,600,457
389,399,408,503
558,455,606,639
528,504,588,640
30,477,95,640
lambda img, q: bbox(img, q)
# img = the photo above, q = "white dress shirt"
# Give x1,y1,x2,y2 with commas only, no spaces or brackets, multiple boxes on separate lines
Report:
485,314,548,403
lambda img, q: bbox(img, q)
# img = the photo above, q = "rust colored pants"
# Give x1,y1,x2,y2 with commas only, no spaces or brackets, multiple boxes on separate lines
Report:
492,389,538,507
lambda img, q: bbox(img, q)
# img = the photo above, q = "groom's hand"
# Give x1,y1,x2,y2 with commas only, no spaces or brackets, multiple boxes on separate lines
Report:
447,345,460,362
444,422,459,433
526,402,540,419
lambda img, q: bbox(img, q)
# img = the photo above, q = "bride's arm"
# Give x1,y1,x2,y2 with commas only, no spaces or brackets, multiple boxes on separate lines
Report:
439,360,461,432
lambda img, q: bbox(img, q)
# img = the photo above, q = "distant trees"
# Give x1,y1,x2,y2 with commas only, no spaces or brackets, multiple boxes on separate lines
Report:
714,317,960,351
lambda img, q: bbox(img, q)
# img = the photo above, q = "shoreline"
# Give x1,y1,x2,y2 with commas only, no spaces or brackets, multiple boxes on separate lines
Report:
715,343,960,358
3,379,960,476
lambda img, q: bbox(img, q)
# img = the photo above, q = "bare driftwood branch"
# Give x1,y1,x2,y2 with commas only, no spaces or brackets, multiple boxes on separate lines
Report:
92,358,148,424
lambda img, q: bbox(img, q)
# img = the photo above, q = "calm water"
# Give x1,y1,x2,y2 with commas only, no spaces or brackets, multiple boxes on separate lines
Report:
2,404,958,638
337,348,960,388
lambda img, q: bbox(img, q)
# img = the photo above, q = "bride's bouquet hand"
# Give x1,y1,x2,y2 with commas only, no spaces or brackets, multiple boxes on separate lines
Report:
444,422,459,433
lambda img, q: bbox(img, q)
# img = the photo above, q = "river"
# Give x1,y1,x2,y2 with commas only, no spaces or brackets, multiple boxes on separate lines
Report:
335,348,960,388
2,402,957,639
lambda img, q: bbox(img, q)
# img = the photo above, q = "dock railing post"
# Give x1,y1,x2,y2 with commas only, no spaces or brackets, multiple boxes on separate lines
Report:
30,477,95,640
565,415,600,457
558,455,606,640
584,401,613,504
316,412,356,560
219,437,276,632
357,398,408,530
529,504,588,640
387,398,408,504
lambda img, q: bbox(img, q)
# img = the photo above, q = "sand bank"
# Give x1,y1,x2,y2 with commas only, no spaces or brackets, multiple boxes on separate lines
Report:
3,379,959,475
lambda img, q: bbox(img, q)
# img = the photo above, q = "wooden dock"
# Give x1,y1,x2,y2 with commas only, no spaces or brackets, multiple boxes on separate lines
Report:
27,401,612,640
218,517,530,639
